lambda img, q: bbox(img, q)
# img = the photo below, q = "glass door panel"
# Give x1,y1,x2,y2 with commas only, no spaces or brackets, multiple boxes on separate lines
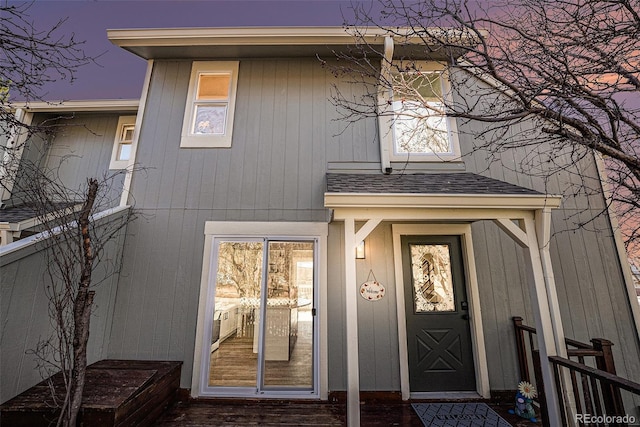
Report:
263,241,315,389
409,243,455,313
208,241,264,387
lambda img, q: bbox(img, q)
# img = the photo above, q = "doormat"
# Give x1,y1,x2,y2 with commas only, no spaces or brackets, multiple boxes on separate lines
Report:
412,403,512,427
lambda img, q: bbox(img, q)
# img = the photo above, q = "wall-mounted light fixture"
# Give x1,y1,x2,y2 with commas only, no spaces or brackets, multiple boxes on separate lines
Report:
355,240,366,259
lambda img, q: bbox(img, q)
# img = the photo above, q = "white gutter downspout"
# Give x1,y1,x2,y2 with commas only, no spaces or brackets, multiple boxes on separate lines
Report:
378,36,394,173
120,59,154,206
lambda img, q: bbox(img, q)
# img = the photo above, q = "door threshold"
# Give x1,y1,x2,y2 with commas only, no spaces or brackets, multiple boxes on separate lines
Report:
410,391,482,400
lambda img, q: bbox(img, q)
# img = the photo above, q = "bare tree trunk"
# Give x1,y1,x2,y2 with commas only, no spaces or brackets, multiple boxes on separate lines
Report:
67,178,98,427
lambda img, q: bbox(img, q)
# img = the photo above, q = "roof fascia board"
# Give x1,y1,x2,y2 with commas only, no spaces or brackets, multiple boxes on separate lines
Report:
330,206,536,221
324,193,562,210
107,26,479,48
108,27,387,47
21,100,140,113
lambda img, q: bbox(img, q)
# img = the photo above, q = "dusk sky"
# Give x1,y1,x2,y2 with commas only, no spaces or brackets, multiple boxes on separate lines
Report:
15,0,370,101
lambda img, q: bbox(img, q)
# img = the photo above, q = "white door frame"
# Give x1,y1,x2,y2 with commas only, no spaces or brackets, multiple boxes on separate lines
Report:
392,223,490,399
191,221,328,399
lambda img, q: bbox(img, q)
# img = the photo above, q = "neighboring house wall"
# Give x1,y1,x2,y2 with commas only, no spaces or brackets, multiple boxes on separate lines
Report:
42,113,125,209
8,113,125,210
0,208,129,403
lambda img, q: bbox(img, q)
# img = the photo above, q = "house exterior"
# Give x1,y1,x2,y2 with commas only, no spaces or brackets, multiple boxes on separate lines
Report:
2,26,640,425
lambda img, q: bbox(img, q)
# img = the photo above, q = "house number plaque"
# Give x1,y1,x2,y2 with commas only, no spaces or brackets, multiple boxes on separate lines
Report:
360,281,385,301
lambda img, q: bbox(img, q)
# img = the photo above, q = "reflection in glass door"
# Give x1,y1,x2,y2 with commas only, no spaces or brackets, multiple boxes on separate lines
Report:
205,239,315,394
208,241,263,387
263,241,314,389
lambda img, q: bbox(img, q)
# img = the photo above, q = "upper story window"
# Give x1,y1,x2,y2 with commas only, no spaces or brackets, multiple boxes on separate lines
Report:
181,61,239,148
109,115,136,169
389,64,459,162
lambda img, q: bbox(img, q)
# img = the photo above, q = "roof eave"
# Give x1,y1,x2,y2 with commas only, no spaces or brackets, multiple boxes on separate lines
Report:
18,99,140,113
107,26,477,60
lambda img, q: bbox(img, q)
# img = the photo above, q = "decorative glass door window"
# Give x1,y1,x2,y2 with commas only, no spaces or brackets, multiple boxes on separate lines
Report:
204,238,316,395
409,243,455,312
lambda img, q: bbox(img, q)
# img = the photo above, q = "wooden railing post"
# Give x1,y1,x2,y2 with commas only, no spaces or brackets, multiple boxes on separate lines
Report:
513,316,530,383
592,338,625,418
532,350,550,427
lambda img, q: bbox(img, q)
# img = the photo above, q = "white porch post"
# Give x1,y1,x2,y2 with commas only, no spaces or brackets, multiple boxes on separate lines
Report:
344,217,360,426
535,208,567,358
523,216,563,425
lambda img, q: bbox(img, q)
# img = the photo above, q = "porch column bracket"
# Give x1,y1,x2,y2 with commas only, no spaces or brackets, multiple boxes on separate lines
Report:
494,218,528,248
355,218,382,244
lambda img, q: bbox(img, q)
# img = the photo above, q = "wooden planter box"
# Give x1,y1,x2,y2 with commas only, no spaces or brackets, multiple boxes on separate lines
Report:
1,360,181,427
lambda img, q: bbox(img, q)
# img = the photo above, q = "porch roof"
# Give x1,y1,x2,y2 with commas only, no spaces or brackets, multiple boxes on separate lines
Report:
325,171,567,426
327,172,541,195
324,173,561,215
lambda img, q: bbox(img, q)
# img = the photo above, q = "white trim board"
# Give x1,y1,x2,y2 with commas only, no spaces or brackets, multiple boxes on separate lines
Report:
391,223,490,400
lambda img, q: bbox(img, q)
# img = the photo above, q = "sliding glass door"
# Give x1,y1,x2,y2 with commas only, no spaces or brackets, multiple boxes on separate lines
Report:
202,238,316,396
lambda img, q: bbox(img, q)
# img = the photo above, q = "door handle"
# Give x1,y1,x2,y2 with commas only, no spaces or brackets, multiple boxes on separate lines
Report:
461,314,470,320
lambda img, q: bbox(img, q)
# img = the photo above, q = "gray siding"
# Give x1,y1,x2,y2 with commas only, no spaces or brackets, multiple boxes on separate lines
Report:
107,57,640,395
327,222,401,391
453,82,640,389
8,113,125,209
0,209,128,403
129,59,378,217
108,59,381,388
43,113,125,209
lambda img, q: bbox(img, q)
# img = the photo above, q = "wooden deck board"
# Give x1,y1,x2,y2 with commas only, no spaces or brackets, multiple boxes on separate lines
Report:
155,399,539,426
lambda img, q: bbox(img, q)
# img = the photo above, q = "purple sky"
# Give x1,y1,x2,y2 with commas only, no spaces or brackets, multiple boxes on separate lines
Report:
15,0,368,101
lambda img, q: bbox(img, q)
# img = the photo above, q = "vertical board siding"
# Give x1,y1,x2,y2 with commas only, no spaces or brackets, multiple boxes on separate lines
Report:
131,59,378,216
41,113,125,209
355,223,400,391
327,223,346,391
456,79,640,389
109,58,381,388
105,57,640,395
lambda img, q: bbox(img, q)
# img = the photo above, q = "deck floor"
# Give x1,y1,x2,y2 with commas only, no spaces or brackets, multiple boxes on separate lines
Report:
155,399,539,426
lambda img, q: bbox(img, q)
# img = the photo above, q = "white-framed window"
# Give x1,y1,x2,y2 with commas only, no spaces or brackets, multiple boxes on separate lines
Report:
389,63,460,162
180,61,240,148
109,115,136,169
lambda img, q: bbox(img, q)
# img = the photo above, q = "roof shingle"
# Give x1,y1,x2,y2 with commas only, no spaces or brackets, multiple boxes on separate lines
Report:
326,173,541,195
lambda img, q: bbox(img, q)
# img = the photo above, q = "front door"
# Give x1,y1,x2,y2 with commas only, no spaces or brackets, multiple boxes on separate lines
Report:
402,235,476,392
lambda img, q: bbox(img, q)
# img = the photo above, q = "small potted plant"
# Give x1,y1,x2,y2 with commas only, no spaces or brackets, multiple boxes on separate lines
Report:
509,381,538,422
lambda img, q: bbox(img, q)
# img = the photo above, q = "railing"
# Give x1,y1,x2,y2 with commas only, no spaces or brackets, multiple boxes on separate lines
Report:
512,316,626,426
549,356,640,426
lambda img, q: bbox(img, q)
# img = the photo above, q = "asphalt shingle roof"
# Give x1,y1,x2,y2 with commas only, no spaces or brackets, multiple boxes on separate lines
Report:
0,202,78,223
326,173,541,195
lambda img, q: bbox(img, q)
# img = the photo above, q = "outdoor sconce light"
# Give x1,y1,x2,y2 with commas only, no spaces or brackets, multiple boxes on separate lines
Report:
355,241,366,259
